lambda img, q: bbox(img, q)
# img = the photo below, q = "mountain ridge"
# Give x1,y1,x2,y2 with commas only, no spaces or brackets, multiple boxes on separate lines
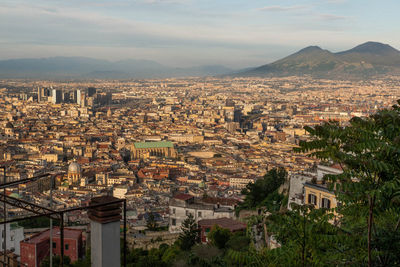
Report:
0,57,234,79
236,41,400,79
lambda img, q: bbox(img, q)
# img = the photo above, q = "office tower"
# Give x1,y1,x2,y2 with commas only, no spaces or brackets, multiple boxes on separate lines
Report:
88,87,96,97
96,92,112,106
63,92,71,103
234,108,243,123
76,89,82,105
81,92,87,107
52,89,62,104
37,87,41,102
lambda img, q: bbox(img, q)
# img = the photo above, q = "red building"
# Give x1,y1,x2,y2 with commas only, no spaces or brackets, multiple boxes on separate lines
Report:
198,217,247,243
20,227,83,267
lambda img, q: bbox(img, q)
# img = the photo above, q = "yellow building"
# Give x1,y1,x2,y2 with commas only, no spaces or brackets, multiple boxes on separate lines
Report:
304,182,338,211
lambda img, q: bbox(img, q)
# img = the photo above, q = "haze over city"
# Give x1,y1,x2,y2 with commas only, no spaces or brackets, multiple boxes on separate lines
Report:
1,0,400,67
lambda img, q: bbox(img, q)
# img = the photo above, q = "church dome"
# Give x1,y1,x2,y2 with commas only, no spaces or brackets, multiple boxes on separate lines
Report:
68,162,81,174
5,122,13,129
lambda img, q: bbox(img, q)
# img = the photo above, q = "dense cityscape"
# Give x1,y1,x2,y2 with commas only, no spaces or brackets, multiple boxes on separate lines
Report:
0,76,399,266
1,0,400,266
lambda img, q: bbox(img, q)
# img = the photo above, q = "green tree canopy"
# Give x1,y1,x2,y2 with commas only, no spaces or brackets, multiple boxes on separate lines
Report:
295,100,400,266
146,213,158,231
207,225,232,249
178,213,200,251
237,167,287,213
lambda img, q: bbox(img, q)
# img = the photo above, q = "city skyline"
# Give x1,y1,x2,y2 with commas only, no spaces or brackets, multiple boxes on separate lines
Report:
1,0,400,68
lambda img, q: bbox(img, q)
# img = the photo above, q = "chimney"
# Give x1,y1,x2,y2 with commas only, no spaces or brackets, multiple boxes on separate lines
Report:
89,196,122,267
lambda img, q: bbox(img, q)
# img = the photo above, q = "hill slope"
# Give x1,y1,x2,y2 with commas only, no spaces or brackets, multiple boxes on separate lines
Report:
237,42,400,79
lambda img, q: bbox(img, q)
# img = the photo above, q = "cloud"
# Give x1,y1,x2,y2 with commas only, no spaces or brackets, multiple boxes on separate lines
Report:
142,0,189,4
0,0,375,67
319,14,349,21
0,2,359,50
325,0,347,3
257,5,307,12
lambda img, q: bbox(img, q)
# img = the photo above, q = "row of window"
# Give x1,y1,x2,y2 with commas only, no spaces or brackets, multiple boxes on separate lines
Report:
171,210,203,227
308,194,331,209
185,210,202,217
52,242,69,250
171,208,202,218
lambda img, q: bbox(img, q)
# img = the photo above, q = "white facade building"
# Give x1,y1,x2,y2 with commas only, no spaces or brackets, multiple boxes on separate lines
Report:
168,194,236,233
287,164,343,209
0,223,24,256
113,186,128,199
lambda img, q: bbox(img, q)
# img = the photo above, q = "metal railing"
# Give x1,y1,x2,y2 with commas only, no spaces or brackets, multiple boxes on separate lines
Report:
0,162,127,267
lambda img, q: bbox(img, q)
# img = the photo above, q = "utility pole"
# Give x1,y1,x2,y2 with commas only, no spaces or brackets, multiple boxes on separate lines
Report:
49,175,54,267
3,167,6,266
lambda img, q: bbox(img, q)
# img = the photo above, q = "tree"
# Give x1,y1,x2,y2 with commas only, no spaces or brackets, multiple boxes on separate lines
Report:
146,213,158,231
178,213,200,250
188,244,225,266
265,204,340,266
207,225,232,249
237,168,287,213
226,231,250,251
295,101,400,266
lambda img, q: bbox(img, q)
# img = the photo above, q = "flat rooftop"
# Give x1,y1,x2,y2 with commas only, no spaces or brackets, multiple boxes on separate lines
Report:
23,227,82,244
133,141,173,149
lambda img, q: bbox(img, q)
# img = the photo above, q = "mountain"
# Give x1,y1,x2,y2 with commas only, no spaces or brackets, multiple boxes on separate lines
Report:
336,41,400,66
0,57,233,79
237,41,400,79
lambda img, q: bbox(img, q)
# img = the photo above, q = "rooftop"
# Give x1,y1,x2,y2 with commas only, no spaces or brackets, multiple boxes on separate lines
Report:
173,193,194,201
304,182,334,194
134,141,173,149
22,227,82,244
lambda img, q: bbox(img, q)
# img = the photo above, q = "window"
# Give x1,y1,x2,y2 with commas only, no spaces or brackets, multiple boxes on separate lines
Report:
53,242,56,248
65,244,69,250
322,198,331,209
172,219,176,226
185,210,189,216
308,194,317,205
172,208,176,214
198,212,202,218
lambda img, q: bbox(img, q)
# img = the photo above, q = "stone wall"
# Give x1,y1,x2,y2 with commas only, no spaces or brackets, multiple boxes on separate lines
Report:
127,231,180,250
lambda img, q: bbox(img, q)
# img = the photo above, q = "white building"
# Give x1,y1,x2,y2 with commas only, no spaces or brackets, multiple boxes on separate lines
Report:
113,185,128,199
0,223,24,256
168,194,236,233
287,164,343,209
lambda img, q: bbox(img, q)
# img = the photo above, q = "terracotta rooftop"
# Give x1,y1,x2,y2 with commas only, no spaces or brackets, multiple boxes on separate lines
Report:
201,196,240,206
173,193,194,201
23,227,82,244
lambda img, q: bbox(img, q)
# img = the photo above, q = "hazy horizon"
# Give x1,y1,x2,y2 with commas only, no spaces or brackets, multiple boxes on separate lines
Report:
1,0,400,68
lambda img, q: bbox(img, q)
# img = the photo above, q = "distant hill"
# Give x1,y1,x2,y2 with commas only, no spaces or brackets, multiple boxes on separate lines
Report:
236,41,400,79
0,57,233,79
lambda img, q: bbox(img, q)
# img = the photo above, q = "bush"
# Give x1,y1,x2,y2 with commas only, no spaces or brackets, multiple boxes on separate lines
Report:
207,225,232,249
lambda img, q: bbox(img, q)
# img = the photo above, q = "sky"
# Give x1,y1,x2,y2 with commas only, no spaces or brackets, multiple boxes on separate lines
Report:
0,0,399,68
